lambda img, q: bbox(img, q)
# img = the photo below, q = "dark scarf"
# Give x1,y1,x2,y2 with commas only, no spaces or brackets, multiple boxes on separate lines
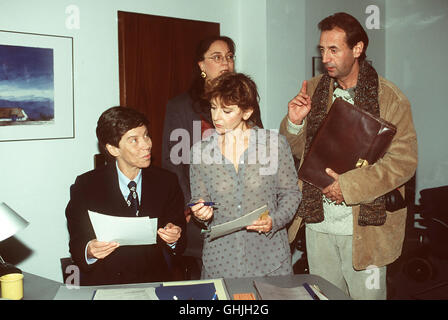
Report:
298,60,387,226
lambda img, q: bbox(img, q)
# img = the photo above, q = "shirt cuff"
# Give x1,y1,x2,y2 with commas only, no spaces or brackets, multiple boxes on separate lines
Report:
167,242,177,255
287,117,304,135
167,242,177,249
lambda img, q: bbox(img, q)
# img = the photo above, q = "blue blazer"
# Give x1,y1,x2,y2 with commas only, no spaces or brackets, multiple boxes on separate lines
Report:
65,162,186,285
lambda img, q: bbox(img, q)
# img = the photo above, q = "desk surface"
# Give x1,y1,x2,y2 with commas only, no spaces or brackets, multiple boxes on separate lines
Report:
23,271,350,300
23,272,61,300
225,274,350,300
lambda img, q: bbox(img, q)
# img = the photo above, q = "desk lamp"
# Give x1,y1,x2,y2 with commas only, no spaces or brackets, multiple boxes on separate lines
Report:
0,202,29,276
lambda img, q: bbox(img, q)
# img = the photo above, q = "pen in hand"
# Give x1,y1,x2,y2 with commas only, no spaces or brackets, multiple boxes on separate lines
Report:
187,202,220,207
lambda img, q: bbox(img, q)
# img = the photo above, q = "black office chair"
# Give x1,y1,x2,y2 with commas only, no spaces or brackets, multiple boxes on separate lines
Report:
415,186,448,259
397,185,448,299
60,257,77,284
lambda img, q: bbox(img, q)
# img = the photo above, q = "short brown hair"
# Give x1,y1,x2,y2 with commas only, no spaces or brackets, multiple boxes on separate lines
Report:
318,12,369,61
96,106,149,159
203,72,263,128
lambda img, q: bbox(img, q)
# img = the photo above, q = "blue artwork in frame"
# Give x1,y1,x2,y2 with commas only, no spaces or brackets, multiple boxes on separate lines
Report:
0,44,55,124
0,30,74,142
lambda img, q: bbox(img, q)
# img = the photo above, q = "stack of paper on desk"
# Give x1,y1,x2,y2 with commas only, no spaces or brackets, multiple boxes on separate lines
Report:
88,210,158,246
93,287,158,300
254,281,313,300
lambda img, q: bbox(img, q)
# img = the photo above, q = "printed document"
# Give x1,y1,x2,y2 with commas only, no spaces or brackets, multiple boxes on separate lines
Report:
208,205,268,240
88,210,157,246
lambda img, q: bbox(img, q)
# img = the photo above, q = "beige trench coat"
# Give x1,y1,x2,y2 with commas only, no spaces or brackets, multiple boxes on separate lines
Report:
280,75,418,270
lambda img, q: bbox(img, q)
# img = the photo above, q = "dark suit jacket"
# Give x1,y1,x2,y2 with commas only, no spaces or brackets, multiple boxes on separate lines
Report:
161,92,206,260
65,162,186,286
162,92,201,204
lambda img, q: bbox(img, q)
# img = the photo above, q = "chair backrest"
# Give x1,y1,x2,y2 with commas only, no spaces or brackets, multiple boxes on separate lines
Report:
419,185,448,219
60,257,76,284
94,153,107,169
418,186,448,259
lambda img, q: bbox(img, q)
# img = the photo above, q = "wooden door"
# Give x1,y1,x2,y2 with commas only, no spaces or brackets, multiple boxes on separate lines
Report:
118,11,220,167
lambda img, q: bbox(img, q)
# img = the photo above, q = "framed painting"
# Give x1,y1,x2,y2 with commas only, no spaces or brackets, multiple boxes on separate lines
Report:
0,30,74,142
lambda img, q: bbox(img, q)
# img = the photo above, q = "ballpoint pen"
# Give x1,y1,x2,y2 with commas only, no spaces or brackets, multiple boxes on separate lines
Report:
187,202,220,207
303,282,320,300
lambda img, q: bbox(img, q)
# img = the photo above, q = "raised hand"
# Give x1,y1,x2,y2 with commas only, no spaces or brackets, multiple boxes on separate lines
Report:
288,80,312,125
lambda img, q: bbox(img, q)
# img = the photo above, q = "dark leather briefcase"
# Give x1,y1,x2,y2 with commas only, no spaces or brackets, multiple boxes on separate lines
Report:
298,98,397,190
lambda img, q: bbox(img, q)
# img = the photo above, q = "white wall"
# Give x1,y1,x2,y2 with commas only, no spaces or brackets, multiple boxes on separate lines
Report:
385,0,448,195
264,0,307,130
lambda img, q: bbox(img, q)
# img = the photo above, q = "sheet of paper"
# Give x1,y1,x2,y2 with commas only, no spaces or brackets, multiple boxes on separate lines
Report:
88,210,157,246
208,205,268,240
93,287,158,300
254,281,313,300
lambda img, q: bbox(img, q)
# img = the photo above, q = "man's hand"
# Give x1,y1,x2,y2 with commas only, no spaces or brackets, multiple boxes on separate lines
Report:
87,240,119,260
157,223,182,244
288,80,312,125
322,168,345,204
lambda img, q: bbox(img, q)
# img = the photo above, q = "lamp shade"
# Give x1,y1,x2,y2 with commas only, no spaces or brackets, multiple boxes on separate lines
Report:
0,203,29,242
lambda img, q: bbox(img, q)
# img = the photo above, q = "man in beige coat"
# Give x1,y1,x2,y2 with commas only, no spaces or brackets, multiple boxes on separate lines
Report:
280,12,417,299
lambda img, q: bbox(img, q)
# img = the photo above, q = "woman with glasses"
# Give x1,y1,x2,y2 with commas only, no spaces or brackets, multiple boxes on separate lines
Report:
162,35,249,279
189,72,300,279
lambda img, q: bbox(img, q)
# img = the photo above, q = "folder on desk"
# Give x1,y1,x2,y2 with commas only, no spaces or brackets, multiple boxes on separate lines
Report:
90,279,227,300
163,278,228,300
156,282,216,300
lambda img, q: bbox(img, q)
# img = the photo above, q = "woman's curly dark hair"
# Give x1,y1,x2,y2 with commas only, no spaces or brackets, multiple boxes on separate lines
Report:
203,72,263,128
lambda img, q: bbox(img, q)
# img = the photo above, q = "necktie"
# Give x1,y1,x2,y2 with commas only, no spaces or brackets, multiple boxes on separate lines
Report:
127,181,139,216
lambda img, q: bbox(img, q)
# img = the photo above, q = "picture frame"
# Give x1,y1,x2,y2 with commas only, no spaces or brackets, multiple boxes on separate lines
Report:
0,30,74,142
312,56,372,77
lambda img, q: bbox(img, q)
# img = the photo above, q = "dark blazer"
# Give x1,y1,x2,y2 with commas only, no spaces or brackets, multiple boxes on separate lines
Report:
162,92,201,205
161,92,206,260
65,162,186,286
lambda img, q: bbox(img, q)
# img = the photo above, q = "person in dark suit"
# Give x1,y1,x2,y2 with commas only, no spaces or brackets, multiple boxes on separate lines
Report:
66,106,186,286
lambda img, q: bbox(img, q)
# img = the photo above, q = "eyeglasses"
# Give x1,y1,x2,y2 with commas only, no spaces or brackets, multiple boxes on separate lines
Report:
205,54,235,64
